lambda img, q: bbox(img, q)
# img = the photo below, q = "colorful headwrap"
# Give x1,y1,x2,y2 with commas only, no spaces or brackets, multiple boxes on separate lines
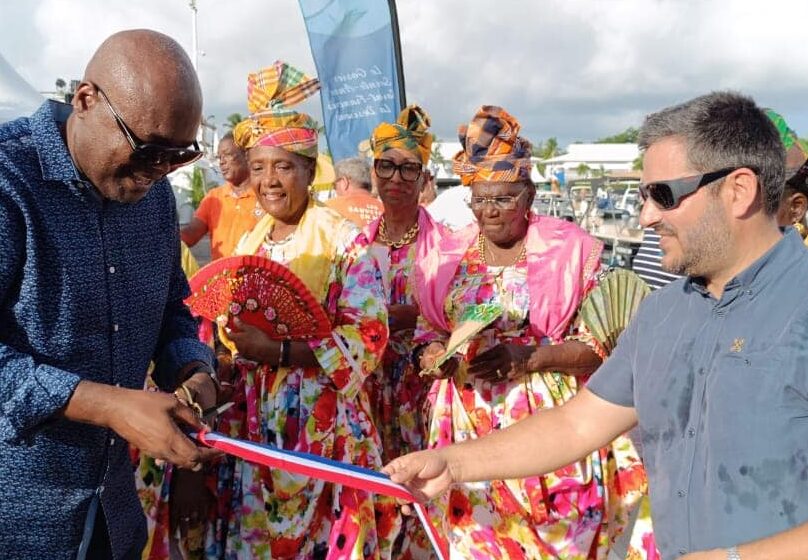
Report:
765,108,799,151
452,105,533,186
233,61,321,159
369,105,433,165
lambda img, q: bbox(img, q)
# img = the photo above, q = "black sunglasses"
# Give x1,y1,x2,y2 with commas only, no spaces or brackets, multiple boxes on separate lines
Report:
92,83,203,169
374,159,422,182
639,167,752,210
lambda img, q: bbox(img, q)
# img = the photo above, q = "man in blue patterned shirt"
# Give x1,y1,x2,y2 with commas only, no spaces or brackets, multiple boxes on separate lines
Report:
0,30,220,559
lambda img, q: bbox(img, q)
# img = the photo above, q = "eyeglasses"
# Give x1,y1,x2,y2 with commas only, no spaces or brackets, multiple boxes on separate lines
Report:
373,159,423,182
92,83,203,170
639,167,752,210
469,189,527,211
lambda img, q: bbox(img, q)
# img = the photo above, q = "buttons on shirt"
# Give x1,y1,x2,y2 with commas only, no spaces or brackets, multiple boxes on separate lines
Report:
677,489,687,497
698,367,705,376
687,427,696,438
108,266,116,274
112,323,119,333
96,485,105,495
109,437,116,446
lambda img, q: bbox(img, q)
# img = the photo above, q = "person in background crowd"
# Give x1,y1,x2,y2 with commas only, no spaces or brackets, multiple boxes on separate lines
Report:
387,91,808,560
361,104,447,559
0,29,219,559
408,105,653,559
766,109,808,245
426,181,476,230
181,132,264,261
199,61,395,559
325,156,384,227
418,168,437,206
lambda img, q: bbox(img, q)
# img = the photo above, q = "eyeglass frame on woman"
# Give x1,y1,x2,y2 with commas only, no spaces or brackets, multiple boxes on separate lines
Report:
638,166,757,210
373,158,423,182
785,158,808,193
469,188,528,211
91,82,203,169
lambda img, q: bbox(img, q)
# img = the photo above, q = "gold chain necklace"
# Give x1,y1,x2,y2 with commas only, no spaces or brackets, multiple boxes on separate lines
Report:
378,218,419,248
477,233,526,267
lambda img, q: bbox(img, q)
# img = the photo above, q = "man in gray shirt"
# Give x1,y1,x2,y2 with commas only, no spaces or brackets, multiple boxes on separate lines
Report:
385,91,808,559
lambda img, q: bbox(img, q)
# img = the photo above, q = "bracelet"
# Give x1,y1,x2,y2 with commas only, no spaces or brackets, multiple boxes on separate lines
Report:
726,546,741,560
277,340,291,369
185,363,220,391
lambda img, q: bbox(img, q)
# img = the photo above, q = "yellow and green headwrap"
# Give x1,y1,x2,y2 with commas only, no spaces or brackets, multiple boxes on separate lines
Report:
369,105,433,165
452,105,533,186
765,108,799,151
233,61,321,159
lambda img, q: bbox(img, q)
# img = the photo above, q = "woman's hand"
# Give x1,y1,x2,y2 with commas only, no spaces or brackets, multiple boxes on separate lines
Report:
228,318,277,363
419,341,459,379
170,467,214,536
467,343,534,382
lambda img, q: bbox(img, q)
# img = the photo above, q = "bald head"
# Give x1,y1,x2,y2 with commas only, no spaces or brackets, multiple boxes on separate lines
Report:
66,29,204,203
84,29,202,139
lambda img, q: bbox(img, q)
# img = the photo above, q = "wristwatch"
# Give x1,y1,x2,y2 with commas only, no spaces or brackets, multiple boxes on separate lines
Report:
726,546,741,560
185,363,220,390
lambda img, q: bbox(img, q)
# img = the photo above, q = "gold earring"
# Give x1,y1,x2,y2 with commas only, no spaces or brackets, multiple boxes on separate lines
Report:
793,221,807,238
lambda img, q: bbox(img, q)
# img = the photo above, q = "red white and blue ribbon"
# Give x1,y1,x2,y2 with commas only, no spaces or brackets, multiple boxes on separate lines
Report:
194,430,449,559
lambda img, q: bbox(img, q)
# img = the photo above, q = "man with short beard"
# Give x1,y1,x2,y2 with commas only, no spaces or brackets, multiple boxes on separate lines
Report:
385,91,808,559
0,30,220,559
181,131,263,260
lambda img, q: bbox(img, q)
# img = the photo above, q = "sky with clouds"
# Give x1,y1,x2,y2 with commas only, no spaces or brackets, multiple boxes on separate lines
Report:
2,0,808,147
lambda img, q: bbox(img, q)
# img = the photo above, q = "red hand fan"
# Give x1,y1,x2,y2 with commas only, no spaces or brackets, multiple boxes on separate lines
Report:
186,255,332,340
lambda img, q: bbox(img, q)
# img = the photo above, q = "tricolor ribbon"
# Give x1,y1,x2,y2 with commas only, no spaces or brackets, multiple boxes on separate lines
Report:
194,430,449,559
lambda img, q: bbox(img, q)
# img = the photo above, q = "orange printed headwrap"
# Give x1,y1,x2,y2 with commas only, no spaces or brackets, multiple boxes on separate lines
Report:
233,61,321,159
452,105,533,186
370,105,433,165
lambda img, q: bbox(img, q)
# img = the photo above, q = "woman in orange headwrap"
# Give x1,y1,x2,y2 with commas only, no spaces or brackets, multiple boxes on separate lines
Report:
409,106,656,559
358,105,447,559
199,62,395,560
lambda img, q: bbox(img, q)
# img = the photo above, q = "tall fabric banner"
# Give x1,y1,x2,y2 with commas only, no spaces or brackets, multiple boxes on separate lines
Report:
299,0,406,161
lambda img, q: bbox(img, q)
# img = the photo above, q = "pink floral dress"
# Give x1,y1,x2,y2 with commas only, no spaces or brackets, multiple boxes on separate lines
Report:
415,244,657,559
365,240,436,560
206,220,397,559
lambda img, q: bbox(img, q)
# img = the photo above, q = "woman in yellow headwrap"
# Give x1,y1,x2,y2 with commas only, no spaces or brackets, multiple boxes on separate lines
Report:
202,61,395,560
358,105,447,559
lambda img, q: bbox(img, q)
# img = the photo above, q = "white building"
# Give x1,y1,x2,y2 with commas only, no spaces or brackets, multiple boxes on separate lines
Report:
542,143,639,179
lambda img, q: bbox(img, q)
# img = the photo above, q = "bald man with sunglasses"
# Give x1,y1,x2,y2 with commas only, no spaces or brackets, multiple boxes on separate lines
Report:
385,91,808,560
0,30,220,559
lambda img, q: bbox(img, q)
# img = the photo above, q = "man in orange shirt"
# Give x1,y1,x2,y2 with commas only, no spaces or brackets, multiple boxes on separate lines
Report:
325,156,383,227
181,132,263,260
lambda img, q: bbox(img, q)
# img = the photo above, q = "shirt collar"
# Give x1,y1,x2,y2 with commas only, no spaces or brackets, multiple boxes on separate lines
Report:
29,100,82,185
688,228,799,300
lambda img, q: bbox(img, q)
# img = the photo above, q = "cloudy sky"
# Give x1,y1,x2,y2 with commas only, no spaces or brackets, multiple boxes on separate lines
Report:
2,0,808,147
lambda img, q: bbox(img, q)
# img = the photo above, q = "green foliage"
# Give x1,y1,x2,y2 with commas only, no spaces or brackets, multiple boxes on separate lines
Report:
224,113,244,130
632,155,644,171
596,127,639,144
533,137,560,174
189,167,206,209
576,163,591,178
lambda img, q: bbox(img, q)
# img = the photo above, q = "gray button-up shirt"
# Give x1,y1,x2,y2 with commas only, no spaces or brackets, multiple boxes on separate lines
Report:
588,230,808,557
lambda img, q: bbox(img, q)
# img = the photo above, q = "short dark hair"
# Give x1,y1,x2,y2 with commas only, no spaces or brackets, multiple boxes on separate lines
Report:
638,91,785,215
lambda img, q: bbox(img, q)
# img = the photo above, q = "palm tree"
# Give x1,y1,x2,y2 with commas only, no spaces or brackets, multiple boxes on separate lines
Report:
224,112,244,130
533,137,560,175
575,163,591,178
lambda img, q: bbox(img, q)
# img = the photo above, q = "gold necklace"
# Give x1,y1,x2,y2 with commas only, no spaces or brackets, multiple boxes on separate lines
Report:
477,233,526,267
378,218,419,248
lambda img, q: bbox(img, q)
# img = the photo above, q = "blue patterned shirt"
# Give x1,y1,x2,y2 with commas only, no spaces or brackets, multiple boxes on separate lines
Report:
589,230,808,557
0,101,214,559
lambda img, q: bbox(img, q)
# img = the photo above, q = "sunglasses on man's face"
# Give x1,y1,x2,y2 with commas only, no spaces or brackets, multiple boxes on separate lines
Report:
92,83,203,170
373,159,423,182
639,167,751,210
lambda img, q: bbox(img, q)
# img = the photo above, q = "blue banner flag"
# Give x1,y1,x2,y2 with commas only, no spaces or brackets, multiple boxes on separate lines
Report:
299,0,406,162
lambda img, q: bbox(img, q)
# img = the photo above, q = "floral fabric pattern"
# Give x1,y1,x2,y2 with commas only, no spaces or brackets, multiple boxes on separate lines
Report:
414,243,657,559
205,219,396,560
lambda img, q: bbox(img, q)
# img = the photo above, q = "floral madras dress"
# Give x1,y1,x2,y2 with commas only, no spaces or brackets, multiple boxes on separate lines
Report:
206,207,396,560
415,242,655,559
